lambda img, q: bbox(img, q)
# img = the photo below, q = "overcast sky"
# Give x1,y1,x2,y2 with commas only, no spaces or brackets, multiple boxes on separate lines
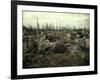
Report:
23,11,90,29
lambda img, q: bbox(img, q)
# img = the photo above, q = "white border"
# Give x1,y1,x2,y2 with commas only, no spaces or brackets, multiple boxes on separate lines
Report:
17,5,94,75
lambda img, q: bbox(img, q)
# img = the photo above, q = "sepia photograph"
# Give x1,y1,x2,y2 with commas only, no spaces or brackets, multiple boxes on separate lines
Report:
22,11,90,69
11,1,97,79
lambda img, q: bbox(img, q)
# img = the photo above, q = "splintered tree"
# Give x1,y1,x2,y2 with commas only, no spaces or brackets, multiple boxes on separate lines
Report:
35,16,39,42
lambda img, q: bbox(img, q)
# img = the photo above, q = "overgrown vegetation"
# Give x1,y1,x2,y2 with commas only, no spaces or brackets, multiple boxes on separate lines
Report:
23,24,89,69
